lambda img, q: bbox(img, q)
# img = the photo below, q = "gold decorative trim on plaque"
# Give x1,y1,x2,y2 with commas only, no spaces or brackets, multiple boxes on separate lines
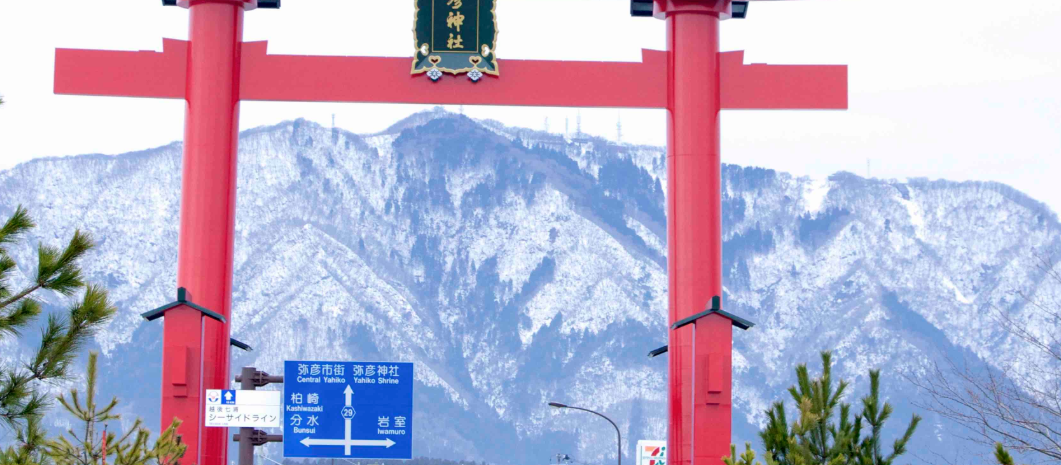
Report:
411,0,499,81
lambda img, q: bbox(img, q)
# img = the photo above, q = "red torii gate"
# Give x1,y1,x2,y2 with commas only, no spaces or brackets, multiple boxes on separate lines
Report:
53,2,846,465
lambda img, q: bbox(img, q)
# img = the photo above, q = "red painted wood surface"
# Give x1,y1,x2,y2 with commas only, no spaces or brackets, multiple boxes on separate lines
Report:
52,8,847,465
722,51,847,110
55,42,846,110
665,11,728,465
165,4,243,465
54,39,188,99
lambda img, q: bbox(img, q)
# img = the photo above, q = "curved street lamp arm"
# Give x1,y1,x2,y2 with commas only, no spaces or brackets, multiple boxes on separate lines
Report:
564,406,621,437
564,406,622,465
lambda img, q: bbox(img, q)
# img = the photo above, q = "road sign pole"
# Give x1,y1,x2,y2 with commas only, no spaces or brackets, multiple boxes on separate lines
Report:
665,4,726,465
232,367,285,465
163,3,244,465
239,367,256,465
51,4,848,464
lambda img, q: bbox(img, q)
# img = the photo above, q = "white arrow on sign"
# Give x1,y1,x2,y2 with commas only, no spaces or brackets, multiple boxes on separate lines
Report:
344,386,353,455
299,385,397,455
299,437,396,449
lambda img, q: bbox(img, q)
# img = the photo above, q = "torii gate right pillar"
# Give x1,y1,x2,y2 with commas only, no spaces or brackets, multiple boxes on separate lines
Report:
664,2,731,465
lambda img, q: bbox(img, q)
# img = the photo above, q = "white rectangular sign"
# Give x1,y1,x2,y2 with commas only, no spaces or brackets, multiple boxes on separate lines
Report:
205,389,281,428
636,440,667,465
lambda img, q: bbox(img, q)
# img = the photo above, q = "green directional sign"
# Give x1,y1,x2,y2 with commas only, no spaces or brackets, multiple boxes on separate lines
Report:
412,0,498,81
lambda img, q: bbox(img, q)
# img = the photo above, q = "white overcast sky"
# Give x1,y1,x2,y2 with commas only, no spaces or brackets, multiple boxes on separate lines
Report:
1,0,1059,212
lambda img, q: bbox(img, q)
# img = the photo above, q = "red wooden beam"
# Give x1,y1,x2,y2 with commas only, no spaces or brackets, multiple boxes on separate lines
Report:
54,40,847,110
54,39,188,99
720,51,847,110
238,41,668,108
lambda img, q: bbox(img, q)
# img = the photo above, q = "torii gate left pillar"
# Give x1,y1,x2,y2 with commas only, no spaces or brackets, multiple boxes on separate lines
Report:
54,2,847,465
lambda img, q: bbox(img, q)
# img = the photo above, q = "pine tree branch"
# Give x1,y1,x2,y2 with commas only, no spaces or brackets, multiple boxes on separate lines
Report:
58,393,87,419
0,298,41,338
0,206,34,249
27,313,66,378
757,352,920,465
94,397,119,420
0,254,17,300
0,390,47,431
0,284,42,313
48,440,82,465
33,230,92,297
994,444,1014,465
54,230,92,275
26,286,115,385
86,353,97,416
116,419,142,446
43,354,191,465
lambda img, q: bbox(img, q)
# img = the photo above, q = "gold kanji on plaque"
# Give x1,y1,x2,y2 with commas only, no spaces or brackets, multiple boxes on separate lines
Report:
447,11,465,32
413,0,499,81
447,33,464,49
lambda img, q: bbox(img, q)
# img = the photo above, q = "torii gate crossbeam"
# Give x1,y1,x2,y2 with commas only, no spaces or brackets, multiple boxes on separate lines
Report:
56,39,846,109
53,2,847,465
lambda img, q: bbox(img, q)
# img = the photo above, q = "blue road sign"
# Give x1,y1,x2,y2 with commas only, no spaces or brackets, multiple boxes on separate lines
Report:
283,361,414,459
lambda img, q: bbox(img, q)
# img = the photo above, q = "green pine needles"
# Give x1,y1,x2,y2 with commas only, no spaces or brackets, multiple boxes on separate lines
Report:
739,351,921,465
725,443,773,465
1,206,184,465
994,444,1015,465
0,206,117,460
43,353,186,465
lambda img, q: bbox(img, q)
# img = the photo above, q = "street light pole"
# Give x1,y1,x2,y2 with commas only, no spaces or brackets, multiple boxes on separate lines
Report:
549,402,621,465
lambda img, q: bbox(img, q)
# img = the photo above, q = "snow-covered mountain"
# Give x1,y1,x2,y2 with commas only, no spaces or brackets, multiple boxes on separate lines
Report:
2,108,1059,465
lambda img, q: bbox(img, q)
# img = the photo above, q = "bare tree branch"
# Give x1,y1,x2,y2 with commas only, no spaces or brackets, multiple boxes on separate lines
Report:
907,249,1061,463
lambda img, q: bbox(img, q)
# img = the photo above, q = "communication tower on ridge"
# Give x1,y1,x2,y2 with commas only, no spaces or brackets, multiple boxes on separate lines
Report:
50,1,849,463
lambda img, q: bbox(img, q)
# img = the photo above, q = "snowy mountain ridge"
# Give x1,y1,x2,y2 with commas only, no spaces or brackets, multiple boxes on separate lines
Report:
1,109,1059,465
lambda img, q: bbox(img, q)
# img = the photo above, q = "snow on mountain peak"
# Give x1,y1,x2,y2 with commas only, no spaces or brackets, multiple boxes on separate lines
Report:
1,112,1058,464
